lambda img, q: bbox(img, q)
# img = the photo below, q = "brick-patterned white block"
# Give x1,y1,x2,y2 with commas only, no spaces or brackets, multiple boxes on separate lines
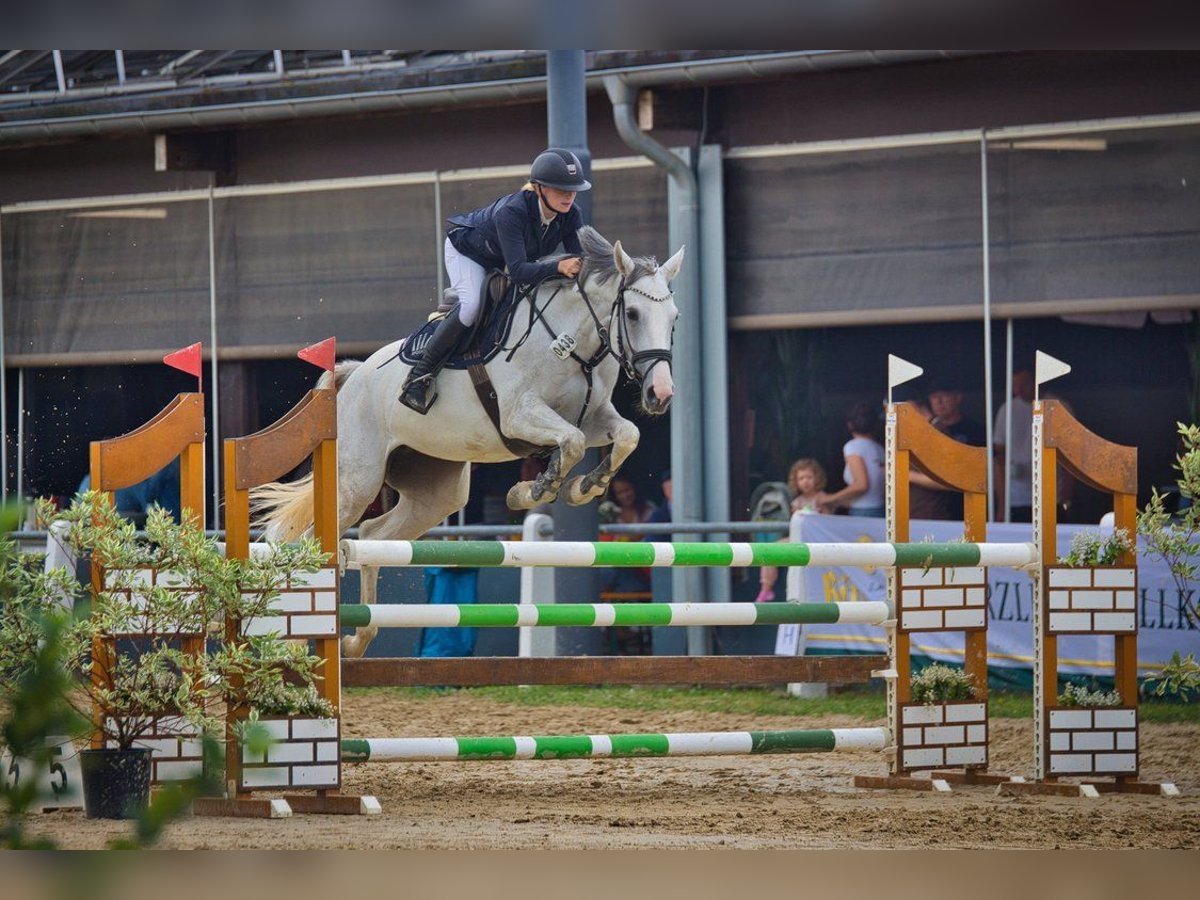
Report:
273,592,317,613
945,609,987,629
901,748,945,769
291,615,338,637
1049,754,1093,774
1094,568,1135,588
242,616,288,637
1093,612,1136,632
901,706,945,726
950,567,985,583
1095,709,1137,729
1072,731,1115,752
1049,710,1093,729
924,725,966,745
944,703,986,723
945,746,987,767
292,718,339,740
291,569,337,589
241,766,291,788
900,568,944,587
1049,590,1070,609
902,610,944,631
1048,568,1093,587
923,588,967,608
313,593,338,612
267,742,316,764
1048,612,1093,632
1093,753,1137,773
901,590,923,609
316,742,339,762
292,764,340,787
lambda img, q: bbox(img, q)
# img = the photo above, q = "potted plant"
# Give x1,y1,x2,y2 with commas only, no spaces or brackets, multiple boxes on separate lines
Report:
897,663,987,772
0,492,331,819
1043,527,1137,637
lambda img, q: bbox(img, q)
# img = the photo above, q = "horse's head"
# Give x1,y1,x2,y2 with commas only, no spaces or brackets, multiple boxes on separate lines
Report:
612,239,682,415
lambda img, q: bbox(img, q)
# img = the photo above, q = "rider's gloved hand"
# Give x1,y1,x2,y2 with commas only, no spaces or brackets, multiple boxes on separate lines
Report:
557,257,582,278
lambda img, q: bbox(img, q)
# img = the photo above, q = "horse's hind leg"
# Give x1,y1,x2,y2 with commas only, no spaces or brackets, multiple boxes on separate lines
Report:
341,454,471,658
564,402,641,506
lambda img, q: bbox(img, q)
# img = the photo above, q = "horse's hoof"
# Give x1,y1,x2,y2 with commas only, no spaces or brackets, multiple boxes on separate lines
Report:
565,476,602,506
506,483,534,510
341,634,364,659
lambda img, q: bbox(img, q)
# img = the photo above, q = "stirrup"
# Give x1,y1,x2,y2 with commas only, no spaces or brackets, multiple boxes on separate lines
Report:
399,374,438,415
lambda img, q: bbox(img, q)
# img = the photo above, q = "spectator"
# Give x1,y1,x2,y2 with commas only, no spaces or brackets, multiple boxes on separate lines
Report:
927,377,986,446
598,476,656,654
76,456,182,526
644,469,672,541
994,366,1035,522
906,397,960,521
817,402,885,518
756,458,826,602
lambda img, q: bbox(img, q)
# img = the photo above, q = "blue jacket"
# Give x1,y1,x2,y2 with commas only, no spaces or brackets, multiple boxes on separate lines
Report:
447,189,583,285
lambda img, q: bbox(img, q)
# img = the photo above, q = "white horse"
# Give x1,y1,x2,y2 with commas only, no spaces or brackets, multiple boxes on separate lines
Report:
255,226,683,656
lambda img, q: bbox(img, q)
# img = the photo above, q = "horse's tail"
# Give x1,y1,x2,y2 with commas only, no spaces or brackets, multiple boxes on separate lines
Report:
251,360,363,540
252,474,316,542
318,359,362,393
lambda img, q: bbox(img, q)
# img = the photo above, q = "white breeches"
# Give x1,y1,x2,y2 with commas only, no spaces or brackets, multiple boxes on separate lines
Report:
444,237,488,327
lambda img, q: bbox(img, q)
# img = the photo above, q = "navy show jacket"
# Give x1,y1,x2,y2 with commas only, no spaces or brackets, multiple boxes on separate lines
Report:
446,188,583,285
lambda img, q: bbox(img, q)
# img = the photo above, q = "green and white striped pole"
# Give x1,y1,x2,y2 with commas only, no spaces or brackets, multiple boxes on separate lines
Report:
342,728,888,762
341,539,1037,570
338,600,891,629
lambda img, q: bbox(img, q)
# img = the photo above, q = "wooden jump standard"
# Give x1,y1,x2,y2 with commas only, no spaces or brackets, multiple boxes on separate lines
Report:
89,393,207,784
193,385,379,818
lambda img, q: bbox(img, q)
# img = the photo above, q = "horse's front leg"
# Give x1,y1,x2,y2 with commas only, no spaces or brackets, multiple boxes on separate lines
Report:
564,403,640,506
502,397,586,510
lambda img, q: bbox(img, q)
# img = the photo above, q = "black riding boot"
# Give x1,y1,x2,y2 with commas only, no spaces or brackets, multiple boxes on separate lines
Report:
399,312,471,414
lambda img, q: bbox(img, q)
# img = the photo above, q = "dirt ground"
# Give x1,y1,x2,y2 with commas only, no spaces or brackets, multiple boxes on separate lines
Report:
29,690,1200,849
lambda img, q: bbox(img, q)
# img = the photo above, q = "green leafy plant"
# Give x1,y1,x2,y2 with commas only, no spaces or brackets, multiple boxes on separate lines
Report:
1,492,335,757
1058,683,1122,708
1144,652,1200,704
1058,528,1134,567
910,663,977,704
1137,422,1200,698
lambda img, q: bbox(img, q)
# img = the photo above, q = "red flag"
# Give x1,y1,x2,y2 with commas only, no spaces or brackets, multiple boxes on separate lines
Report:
298,337,336,372
163,342,202,378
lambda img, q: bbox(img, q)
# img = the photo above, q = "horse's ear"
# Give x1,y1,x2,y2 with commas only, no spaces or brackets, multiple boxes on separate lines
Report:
658,245,686,282
613,240,636,277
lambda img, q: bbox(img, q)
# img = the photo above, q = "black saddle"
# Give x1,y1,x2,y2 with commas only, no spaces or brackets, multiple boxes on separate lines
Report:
398,271,519,369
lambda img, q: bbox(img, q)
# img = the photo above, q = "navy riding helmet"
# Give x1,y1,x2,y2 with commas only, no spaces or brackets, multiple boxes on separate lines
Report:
530,148,592,192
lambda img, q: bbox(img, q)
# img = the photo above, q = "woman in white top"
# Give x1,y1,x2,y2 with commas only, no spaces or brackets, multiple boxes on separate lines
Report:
817,401,885,518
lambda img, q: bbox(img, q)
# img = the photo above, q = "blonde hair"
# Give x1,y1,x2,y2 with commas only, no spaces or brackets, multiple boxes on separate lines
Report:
788,458,827,493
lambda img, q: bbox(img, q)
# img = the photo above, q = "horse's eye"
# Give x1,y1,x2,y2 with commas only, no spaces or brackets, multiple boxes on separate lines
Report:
627,308,640,322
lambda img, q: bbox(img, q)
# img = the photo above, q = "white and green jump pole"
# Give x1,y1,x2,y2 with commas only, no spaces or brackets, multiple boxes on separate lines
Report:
338,600,891,630
342,728,888,763
340,539,1036,570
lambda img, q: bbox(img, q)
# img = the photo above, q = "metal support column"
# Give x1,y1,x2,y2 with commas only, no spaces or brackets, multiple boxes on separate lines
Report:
547,50,603,656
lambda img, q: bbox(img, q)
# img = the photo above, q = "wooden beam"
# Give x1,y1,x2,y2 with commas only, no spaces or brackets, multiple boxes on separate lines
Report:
342,654,886,687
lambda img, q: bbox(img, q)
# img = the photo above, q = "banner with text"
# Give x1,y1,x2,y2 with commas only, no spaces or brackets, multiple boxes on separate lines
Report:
777,514,1199,676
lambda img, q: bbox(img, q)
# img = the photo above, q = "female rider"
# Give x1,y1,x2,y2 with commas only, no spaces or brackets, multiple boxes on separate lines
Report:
399,148,592,413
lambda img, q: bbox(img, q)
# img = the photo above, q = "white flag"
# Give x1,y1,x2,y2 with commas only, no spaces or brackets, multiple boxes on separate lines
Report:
887,355,924,398
1035,350,1071,387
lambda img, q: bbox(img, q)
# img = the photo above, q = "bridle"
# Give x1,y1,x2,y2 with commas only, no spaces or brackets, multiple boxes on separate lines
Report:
502,268,674,427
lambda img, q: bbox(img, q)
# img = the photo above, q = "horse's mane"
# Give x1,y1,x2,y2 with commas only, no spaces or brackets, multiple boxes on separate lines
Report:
543,225,657,287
